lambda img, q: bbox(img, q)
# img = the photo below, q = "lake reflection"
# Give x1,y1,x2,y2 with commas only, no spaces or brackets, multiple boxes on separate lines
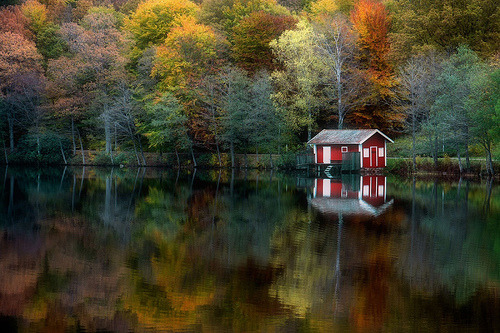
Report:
0,167,498,332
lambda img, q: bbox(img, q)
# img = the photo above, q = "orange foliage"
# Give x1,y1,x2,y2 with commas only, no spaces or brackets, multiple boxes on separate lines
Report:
351,0,391,74
153,17,220,91
0,6,31,39
349,0,402,133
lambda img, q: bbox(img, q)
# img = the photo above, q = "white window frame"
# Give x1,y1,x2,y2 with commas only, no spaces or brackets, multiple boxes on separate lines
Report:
378,185,384,197
341,146,348,153
363,148,369,158
379,147,384,157
363,185,369,196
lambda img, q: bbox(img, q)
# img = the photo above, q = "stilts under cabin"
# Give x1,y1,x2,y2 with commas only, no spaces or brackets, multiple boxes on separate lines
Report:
306,129,393,173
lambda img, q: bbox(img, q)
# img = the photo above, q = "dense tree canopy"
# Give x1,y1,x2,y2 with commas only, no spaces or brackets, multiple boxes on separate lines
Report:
0,0,498,169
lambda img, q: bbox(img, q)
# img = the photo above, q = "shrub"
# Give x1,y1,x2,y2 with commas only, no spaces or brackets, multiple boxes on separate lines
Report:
277,152,296,169
386,158,412,175
92,152,113,165
8,133,71,165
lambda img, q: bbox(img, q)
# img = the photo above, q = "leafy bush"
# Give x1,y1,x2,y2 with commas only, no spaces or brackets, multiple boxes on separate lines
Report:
8,133,71,165
386,158,412,175
92,152,113,165
277,152,296,169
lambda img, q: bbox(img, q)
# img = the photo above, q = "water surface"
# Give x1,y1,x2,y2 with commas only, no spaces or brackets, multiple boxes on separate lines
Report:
0,167,499,332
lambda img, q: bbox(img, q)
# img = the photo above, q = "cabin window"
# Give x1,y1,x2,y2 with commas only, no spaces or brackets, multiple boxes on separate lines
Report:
379,148,384,157
378,185,384,197
363,185,369,196
341,146,348,153
363,148,369,158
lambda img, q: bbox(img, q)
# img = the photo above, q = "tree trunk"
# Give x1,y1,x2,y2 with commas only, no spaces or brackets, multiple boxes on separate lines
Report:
131,137,140,166
216,140,222,168
457,149,462,174
465,145,470,170
60,139,67,165
230,141,235,169
256,146,259,167
307,109,312,141
244,153,248,169
433,135,438,168
77,128,85,165
114,122,117,153
71,116,76,155
8,116,14,151
175,148,180,168
2,139,8,165
36,135,40,157
412,113,416,171
465,128,470,170
191,146,197,168
486,142,494,176
269,152,273,169
104,112,112,154
137,135,146,166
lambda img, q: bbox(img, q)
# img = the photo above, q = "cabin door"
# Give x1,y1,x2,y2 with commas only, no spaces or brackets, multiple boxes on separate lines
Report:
370,147,378,167
323,146,331,164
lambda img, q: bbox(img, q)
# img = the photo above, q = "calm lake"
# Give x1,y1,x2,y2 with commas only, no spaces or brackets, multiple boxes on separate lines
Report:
0,167,499,332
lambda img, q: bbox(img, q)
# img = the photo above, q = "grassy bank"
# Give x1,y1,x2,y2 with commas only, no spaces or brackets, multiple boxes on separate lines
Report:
386,156,499,178
2,149,295,170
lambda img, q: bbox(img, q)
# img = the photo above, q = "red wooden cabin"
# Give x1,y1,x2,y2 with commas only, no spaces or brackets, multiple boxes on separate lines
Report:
307,129,393,169
311,175,393,217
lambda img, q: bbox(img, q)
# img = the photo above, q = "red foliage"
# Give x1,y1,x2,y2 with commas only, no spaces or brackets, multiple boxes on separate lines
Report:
0,6,32,39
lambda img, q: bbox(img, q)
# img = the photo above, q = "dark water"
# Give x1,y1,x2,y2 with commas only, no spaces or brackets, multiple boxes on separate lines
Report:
0,167,499,332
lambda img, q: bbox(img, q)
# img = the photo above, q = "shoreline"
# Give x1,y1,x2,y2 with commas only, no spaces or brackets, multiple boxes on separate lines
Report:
1,154,498,180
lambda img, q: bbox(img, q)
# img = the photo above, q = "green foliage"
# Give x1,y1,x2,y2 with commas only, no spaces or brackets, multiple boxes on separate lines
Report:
36,23,67,60
385,157,412,175
231,11,296,72
143,92,190,153
270,20,328,139
276,151,296,169
8,133,71,164
91,151,134,166
199,0,289,38
389,0,500,61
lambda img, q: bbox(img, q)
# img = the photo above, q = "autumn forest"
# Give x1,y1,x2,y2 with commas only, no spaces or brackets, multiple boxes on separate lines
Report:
0,0,499,171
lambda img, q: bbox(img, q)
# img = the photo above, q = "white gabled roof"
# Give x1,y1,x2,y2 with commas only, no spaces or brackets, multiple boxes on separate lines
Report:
307,129,394,145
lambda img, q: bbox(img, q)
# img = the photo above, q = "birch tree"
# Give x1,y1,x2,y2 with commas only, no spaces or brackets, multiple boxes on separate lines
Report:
313,15,361,129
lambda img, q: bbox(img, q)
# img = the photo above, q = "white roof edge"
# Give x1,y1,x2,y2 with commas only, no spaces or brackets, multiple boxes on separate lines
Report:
306,129,326,145
359,129,394,144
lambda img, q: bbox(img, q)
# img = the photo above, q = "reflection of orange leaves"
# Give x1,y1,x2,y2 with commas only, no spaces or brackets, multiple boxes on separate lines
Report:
351,242,392,330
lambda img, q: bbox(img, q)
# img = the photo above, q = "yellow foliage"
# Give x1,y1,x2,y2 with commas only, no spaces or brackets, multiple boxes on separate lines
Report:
124,0,199,49
21,0,49,33
153,17,219,91
310,0,339,18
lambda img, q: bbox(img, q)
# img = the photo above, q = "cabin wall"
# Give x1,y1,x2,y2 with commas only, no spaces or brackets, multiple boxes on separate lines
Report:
314,178,359,198
360,175,386,206
314,144,359,164
361,134,386,168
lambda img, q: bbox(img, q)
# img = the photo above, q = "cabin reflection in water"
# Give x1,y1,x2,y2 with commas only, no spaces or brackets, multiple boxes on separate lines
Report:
310,175,393,217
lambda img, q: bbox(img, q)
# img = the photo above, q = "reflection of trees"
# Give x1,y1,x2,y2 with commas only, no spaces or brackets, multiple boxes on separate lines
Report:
122,172,301,331
1,168,499,331
390,177,500,303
